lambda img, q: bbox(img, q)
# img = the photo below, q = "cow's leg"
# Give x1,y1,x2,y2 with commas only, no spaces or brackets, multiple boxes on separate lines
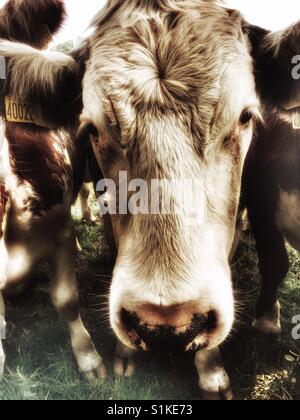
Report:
1,241,34,295
195,348,233,400
50,228,107,382
0,291,6,378
249,214,288,335
79,183,95,223
113,340,136,378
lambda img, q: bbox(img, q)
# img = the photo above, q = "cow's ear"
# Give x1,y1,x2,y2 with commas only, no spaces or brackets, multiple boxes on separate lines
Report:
0,41,84,129
0,0,66,49
244,21,300,112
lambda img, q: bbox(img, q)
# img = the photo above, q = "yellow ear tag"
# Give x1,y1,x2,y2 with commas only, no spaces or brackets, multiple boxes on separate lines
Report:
5,96,34,123
293,113,300,130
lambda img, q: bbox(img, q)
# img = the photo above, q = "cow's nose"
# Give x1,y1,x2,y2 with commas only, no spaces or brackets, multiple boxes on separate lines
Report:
120,303,218,352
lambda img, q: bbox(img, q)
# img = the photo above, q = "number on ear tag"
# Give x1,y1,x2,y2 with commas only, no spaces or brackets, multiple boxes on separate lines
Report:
5,96,34,124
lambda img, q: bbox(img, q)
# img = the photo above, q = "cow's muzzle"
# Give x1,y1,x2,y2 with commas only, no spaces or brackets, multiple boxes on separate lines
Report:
120,303,219,353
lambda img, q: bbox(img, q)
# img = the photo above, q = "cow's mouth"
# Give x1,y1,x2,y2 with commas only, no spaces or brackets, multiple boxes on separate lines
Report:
121,309,217,353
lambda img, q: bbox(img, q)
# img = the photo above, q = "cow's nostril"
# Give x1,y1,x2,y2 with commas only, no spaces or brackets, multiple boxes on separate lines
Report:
206,310,218,332
121,308,140,332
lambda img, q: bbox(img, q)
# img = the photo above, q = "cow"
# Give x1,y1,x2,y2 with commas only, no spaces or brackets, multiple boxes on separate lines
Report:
0,0,299,400
242,113,300,336
0,0,107,384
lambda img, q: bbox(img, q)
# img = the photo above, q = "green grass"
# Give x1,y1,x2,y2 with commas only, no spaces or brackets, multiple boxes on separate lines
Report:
0,198,299,400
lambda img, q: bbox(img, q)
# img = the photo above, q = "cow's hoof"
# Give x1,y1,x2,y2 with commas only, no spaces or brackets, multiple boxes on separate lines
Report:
252,318,281,336
252,301,281,336
201,387,234,401
82,212,97,225
78,351,108,383
113,341,136,378
199,369,233,401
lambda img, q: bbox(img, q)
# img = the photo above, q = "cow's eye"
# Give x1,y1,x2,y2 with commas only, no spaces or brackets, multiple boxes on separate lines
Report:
239,110,253,126
86,123,99,137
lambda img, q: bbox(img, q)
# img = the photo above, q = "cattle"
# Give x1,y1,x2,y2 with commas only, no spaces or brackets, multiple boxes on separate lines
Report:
242,113,300,336
0,0,107,383
0,124,107,381
0,0,299,400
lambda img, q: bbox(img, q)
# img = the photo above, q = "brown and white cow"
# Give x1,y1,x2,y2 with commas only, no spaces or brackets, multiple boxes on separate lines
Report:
242,113,300,336
0,0,107,383
0,0,299,400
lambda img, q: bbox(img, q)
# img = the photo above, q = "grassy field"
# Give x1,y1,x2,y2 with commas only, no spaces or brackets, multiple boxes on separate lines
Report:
0,197,299,400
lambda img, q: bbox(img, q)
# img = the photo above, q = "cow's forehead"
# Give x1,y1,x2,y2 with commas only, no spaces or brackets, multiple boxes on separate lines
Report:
82,1,256,138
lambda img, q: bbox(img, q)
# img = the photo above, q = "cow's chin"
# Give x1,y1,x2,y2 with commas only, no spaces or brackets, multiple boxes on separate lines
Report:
109,273,235,354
